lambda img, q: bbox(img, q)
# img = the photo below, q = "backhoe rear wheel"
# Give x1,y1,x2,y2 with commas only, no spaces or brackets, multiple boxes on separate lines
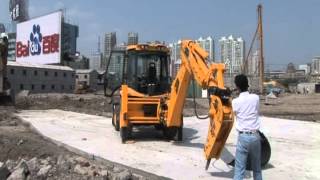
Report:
176,116,184,141
163,127,178,140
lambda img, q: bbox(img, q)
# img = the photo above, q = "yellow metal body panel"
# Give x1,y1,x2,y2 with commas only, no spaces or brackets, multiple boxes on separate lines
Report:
120,85,162,126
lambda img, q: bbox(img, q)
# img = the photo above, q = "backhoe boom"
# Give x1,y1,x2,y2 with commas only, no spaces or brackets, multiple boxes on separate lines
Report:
166,40,234,165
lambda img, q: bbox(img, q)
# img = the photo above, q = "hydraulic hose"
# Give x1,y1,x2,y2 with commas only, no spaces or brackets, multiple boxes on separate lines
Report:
192,79,209,120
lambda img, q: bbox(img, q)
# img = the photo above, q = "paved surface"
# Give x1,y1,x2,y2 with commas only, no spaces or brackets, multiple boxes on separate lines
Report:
17,110,320,180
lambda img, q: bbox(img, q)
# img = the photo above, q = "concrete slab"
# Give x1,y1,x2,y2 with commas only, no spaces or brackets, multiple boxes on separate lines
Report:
17,110,320,180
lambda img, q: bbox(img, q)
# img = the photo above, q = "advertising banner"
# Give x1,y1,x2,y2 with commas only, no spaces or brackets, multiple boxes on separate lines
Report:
16,11,62,64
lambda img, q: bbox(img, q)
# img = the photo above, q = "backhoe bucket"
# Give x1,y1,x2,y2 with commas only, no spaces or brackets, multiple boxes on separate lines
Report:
204,95,234,165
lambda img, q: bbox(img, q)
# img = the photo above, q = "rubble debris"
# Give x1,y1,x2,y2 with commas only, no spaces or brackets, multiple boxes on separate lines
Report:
37,165,52,177
0,155,161,180
0,162,11,180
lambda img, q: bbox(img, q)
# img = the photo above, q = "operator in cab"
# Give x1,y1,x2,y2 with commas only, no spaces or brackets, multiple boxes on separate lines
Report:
232,74,262,180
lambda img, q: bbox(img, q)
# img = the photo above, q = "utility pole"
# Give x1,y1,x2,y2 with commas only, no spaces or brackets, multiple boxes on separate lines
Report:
258,4,264,94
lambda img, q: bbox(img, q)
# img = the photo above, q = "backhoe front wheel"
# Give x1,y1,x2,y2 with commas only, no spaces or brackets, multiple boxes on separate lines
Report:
112,104,120,131
120,127,128,143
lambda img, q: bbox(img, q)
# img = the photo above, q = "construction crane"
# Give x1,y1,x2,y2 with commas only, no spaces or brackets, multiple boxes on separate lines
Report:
105,40,270,169
243,4,265,94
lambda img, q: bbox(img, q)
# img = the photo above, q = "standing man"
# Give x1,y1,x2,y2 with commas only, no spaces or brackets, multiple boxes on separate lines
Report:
232,74,262,180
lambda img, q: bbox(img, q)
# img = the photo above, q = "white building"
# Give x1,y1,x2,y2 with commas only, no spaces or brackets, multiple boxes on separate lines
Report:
89,51,103,70
311,57,320,74
75,69,99,91
219,35,245,75
169,36,214,78
248,50,259,75
169,36,214,98
196,36,215,61
298,64,311,75
168,40,181,78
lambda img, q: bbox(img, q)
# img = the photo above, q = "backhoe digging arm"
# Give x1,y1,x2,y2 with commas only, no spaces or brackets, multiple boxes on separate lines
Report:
166,40,234,169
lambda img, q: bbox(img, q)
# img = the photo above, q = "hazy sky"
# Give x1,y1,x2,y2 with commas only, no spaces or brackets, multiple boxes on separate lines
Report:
1,0,319,70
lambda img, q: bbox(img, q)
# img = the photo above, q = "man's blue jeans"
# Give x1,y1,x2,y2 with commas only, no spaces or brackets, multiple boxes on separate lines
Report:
234,133,262,180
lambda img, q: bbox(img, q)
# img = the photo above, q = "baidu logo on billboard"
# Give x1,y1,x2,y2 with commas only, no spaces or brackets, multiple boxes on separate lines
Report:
16,11,62,65
30,24,42,55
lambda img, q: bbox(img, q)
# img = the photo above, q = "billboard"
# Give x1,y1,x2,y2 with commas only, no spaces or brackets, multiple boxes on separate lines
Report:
16,11,62,64
9,0,29,22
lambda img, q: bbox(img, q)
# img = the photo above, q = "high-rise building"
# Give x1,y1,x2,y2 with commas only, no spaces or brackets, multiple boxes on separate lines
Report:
219,35,245,75
196,36,214,61
169,36,214,98
248,50,259,75
103,32,117,69
7,33,16,61
298,64,311,75
62,23,79,57
9,0,29,22
168,40,181,78
169,36,214,77
89,37,103,70
311,57,320,74
0,23,5,33
89,51,103,70
106,46,126,88
128,32,138,45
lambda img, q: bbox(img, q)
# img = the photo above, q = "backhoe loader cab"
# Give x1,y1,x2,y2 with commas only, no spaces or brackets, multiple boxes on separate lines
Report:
126,44,171,95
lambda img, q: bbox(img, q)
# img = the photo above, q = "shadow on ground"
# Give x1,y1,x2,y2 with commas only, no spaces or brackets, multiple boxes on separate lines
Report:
126,126,200,145
210,147,275,179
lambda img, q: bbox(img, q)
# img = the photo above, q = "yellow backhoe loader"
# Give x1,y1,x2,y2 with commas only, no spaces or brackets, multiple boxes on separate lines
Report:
104,40,270,169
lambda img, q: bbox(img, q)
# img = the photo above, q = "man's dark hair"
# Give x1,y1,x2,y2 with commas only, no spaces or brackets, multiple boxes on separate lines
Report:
234,74,249,92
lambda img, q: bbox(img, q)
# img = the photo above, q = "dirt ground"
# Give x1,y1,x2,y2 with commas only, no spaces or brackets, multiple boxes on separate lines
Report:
0,106,167,179
14,93,208,118
259,93,320,122
1,92,319,179
192,93,320,122
0,108,73,162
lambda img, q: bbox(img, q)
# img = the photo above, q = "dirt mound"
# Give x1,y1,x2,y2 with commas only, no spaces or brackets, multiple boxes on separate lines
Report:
15,93,113,117
259,94,320,122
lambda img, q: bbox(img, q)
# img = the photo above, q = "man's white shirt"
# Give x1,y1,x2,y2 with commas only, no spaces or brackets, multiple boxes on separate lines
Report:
232,91,260,132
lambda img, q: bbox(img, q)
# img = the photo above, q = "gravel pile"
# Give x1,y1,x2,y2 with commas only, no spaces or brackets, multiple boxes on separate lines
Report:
0,155,148,180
